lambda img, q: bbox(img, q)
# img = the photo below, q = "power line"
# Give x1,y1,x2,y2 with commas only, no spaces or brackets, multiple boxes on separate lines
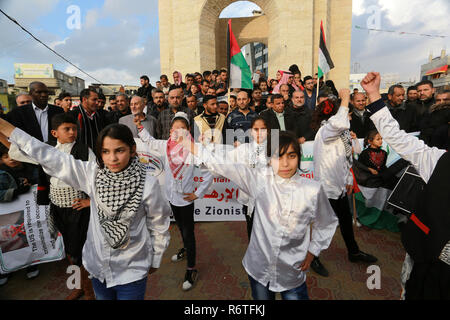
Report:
0,8,104,84
355,25,448,39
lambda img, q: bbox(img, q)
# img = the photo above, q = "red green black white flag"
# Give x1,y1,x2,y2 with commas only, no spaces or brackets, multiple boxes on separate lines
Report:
227,19,253,90
318,20,334,78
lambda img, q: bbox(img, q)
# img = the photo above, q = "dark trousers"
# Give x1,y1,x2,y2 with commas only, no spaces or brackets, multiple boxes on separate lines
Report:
405,260,450,300
329,195,360,255
51,203,90,266
242,205,254,241
170,203,196,268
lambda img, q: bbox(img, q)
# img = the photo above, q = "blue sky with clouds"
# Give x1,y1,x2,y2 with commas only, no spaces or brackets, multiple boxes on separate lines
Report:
0,0,449,86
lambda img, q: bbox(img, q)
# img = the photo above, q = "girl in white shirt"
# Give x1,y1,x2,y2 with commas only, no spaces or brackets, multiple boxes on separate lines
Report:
136,112,213,291
311,89,377,278
0,119,171,300
224,116,270,240
182,130,338,300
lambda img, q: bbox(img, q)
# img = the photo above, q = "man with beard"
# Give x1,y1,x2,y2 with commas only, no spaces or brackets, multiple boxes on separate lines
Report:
157,86,195,139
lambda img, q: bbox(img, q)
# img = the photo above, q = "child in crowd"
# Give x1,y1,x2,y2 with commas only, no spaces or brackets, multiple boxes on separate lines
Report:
135,112,213,291
180,130,338,300
224,116,271,240
357,130,402,190
0,144,39,284
310,89,378,278
0,118,171,300
359,130,387,176
8,113,96,299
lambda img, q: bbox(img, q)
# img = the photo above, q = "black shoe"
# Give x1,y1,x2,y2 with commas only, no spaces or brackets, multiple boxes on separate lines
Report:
171,248,186,262
348,251,378,263
182,269,198,291
310,258,329,277
26,265,39,279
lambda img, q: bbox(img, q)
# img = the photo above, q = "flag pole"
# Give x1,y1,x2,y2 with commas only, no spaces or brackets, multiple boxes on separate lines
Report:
227,19,231,107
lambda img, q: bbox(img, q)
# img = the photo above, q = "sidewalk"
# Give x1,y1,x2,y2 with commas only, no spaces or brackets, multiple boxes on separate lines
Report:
0,221,405,300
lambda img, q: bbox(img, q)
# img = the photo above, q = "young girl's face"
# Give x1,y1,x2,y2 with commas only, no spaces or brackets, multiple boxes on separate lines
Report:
170,120,189,141
251,119,268,145
270,144,299,179
370,134,383,148
101,137,136,173
1,154,21,168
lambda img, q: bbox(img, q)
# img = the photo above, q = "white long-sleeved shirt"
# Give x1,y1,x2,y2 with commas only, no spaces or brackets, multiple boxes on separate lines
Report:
368,100,447,299
195,146,338,292
313,106,354,199
9,140,96,189
8,128,171,288
212,141,269,213
138,128,213,207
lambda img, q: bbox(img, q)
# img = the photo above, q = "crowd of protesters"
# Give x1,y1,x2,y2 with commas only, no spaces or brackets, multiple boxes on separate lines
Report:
0,64,448,301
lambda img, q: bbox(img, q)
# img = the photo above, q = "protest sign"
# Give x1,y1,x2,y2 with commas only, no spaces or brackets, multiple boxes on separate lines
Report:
0,186,65,274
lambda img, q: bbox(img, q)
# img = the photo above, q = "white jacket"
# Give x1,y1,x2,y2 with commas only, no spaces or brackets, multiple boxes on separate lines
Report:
313,106,353,200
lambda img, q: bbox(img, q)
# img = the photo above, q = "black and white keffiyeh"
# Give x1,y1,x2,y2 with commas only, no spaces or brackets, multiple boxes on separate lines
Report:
340,130,353,166
95,157,146,249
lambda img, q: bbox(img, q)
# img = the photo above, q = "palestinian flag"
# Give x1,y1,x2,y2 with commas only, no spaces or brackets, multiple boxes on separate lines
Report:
227,19,253,90
318,20,334,78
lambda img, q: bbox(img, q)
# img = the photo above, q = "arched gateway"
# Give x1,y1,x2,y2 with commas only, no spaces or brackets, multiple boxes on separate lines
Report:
158,0,352,89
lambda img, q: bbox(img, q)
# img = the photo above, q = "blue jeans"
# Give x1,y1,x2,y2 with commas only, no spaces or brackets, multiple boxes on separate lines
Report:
248,276,309,300
91,277,148,300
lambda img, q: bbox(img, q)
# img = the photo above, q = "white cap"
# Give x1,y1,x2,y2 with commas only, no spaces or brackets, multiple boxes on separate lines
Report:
171,111,190,125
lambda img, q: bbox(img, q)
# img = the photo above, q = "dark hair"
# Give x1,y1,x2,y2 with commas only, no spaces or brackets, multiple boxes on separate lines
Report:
416,80,434,89
160,74,168,80
289,64,301,75
140,75,149,82
201,79,210,86
153,89,164,95
364,130,379,148
271,131,302,169
51,113,77,130
250,116,271,157
407,86,418,93
220,69,227,74
203,95,217,105
95,124,136,169
58,92,71,100
270,94,284,103
186,93,197,100
310,99,339,131
80,88,98,101
203,71,211,77
325,80,339,97
168,85,183,93
212,70,219,75
388,84,404,96
303,76,313,83
0,144,9,158
186,74,195,80
98,92,106,101
229,95,236,100
109,95,116,101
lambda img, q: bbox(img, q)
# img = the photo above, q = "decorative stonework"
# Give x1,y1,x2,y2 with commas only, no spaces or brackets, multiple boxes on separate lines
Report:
159,0,352,89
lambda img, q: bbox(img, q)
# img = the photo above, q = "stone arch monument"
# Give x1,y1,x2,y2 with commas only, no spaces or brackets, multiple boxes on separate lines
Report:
158,0,352,89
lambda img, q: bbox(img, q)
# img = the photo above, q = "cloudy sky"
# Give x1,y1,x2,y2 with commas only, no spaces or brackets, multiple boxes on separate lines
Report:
0,0,449,86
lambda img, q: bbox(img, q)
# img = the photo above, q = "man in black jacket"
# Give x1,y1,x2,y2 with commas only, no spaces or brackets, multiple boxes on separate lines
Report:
386,84,416,133
286,91,314,142
260,94,298,139
6,82,63,143
69,88,108,150
350,92,375,138
137,75,154,104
